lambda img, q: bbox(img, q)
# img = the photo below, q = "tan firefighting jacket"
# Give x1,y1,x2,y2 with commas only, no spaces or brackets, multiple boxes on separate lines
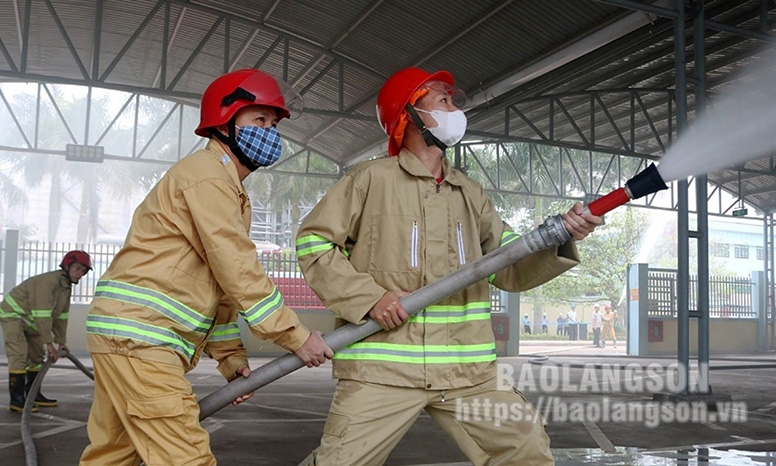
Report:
87,139,310,381
296,149,580,389
0,270,72,345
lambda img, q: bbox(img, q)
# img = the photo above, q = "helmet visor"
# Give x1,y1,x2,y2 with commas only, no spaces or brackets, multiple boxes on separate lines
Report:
419,81,467,108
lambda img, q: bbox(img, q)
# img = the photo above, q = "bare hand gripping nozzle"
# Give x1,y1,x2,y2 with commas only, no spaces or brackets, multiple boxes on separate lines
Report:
197,163,669,420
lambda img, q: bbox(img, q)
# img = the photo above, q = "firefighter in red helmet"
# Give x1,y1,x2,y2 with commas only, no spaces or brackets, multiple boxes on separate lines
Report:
79,69,332,466
1,250,92,412
296,67,601,465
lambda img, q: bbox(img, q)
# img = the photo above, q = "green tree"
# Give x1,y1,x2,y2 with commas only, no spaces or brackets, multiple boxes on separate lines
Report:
243,142,338,248
539,206,649,306
0,160,27,232
1,84,170,243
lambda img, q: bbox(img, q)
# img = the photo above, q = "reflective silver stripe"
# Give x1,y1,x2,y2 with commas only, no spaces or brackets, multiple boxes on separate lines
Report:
241,286,284,327
456,222,466,265
411,221,419,268
86,314,195,359
208,322,241,342
95,280,212,334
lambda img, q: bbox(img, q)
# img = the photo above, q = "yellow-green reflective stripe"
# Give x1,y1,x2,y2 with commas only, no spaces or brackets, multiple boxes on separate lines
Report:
490,231,519,283
209,323,241,342
5,296,26,316
31,309,52,318
0,310,18,318
408,303,491,324
5,297,36,327
57,312,69,320
242,286,284,327
409,314,491,324
333,342,496,364
95,280,212,334
334,353,496,364
295,234,335,257
501,231,519,247
86,314,195,359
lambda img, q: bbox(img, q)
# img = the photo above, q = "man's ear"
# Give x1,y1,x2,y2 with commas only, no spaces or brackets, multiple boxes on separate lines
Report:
214,124,228,136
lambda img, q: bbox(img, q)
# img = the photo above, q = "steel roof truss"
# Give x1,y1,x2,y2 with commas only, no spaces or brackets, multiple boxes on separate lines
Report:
0,86,32,148
167,16,224,91
100,0,165,82
42,0,88,80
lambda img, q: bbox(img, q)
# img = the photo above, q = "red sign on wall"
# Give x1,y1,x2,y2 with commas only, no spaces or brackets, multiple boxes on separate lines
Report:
648,320,663,342
491,314,510,341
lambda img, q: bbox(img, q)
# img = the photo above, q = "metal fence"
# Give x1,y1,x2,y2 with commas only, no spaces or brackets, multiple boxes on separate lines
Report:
647,268,755,318
1,240,503,312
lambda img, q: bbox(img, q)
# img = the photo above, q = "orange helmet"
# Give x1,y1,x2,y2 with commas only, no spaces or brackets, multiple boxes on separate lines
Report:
60,250,92,271
195,69,295,137
376,67,455,156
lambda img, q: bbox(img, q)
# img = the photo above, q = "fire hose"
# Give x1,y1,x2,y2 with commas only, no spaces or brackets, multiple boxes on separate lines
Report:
16,164,666,465
198,163,667,420
21,351,94,466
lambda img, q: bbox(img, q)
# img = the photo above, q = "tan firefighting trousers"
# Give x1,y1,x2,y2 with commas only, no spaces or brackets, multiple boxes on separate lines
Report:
79,353,216,466
0,318,46,371
602,323,616,341
301,378,554,466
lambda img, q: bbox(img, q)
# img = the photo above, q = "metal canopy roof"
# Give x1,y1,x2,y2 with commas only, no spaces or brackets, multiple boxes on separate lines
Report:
1,0,775,212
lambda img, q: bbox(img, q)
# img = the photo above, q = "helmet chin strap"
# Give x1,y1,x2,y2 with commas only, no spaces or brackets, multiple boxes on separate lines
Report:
62,266,78,284
209,119,259,172
405,105,447,152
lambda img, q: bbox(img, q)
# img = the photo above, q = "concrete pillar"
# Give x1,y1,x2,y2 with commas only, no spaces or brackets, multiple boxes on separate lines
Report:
627,263,649,355
752,271,767,351
504,291,520,356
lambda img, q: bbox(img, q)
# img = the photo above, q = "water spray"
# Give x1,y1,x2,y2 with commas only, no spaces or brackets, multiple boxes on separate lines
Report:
198,163,670,420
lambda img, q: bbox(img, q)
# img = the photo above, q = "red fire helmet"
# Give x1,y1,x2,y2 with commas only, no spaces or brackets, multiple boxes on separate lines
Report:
195,69,294,137
376,67,454,156
60,250,92,271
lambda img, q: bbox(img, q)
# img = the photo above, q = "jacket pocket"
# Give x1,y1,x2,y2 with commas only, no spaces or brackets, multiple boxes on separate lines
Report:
370,215,421,272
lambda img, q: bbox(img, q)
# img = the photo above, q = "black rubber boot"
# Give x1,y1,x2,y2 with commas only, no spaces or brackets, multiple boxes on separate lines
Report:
25,369,58,407
9,371,37,413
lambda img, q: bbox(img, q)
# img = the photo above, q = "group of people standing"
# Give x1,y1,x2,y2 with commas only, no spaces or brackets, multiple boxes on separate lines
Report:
555,305,579,337
551,303,618,346
591,303,619,348
2,66,602,466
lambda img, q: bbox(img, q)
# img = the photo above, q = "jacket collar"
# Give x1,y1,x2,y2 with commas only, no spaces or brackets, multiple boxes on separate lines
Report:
397,149,465,187
59,270,73,287
204,139,245,194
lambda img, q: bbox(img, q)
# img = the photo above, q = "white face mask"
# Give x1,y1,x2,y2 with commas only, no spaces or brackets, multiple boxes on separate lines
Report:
415,108,467,147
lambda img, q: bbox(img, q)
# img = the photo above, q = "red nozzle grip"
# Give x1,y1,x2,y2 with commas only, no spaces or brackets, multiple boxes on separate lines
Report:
587,188,630,216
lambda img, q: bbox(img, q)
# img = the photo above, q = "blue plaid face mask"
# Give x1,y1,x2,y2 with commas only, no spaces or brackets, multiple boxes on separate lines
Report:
234,125,283,167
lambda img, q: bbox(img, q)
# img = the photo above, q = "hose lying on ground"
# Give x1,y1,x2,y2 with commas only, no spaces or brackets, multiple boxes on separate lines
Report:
21,351,94,466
